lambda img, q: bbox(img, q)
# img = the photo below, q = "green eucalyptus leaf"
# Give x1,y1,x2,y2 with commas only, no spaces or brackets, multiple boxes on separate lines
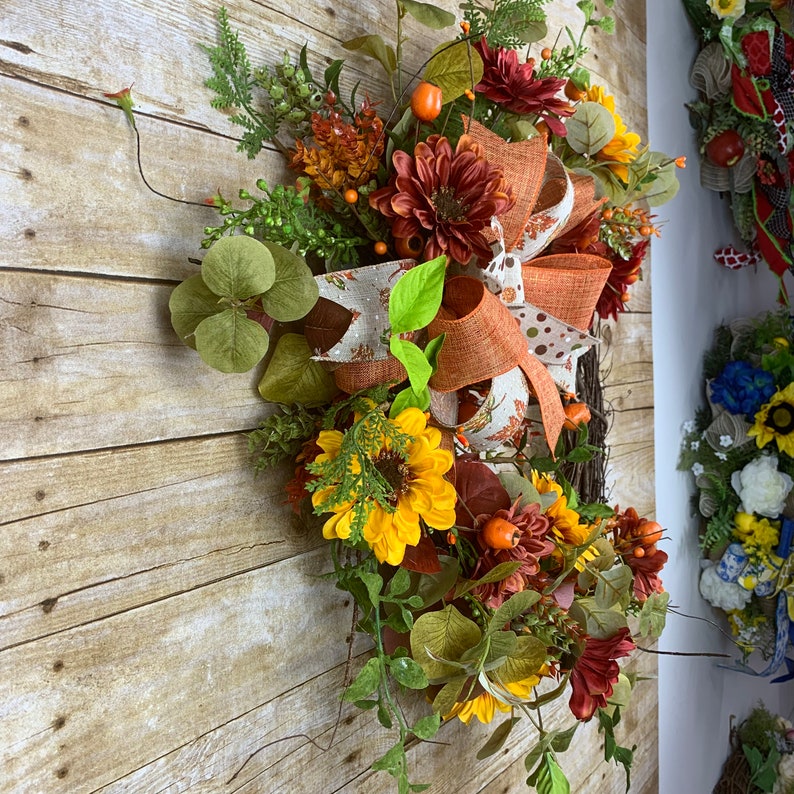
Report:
258,241,319,322
201,235,275,299
389,656,428,689
169,273,223,349
411,604,482,681
550,724,579,753
568,596,628,640
642,164,680,207
423,41,484,104
638,591,669,638
454,561,523,598
389,256,447,333
400,0,455,29
257,333,339,405
194,308,269,373
594,565,633,609
566,102,616,156
342,35,397,76
390,337,432,394
512,18,547,44
342,657,381,702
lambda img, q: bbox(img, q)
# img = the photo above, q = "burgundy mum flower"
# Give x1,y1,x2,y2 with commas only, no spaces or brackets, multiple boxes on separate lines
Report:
469,499,556,608
369,134,514,265
474,38,573,136
568,627,635,721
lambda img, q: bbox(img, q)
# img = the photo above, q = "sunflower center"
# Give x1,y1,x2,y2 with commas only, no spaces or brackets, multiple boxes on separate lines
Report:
766,401,794,435
374,449,411,501
430,185,470,222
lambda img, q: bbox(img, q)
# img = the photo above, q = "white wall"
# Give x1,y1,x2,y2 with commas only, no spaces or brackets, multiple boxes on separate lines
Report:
647,5,794,792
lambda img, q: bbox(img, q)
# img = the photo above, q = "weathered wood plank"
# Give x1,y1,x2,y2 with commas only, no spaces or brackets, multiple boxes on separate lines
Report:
0,271,269,460
0,435,324,649
0,75,289,281
94,648,659,794
0,549,362,793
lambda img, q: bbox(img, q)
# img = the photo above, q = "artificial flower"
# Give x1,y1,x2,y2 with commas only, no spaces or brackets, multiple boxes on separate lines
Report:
444,674,543,725
731,454,793,517
709,360,776,417
708,0,746,20
311,407,456,565
595,239,649,321
749,383,794,457
368,133,514,265
568,627,635,721
584,86,641,181
733,511,780,557
473,37,573,136
290,98,384,192
469,499,555,608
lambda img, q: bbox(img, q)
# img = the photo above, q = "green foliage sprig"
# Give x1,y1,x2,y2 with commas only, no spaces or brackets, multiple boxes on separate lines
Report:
247,404,321,471
306,394,412,543
202,179,369,269
461,0,551,49
202,7,328,159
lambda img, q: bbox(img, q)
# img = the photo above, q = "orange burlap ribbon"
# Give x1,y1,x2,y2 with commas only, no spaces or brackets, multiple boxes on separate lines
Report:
464,118,549,252
428,276,565,451
333,357,407,394
556,172,607,239
522,253,612,332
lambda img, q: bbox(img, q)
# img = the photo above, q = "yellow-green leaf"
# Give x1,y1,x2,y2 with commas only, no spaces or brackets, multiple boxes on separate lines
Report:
258,333,339,405
423,40,483,104
194,308,269,373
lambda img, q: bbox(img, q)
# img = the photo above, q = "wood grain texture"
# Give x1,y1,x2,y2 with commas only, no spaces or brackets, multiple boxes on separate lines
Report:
1,0,657,791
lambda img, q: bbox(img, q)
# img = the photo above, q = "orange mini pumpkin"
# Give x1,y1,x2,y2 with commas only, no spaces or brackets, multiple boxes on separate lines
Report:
481,517,522,549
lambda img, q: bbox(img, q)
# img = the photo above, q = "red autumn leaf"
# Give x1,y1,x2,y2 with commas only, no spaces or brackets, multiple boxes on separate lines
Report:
401,532,442,573
453,460,511,529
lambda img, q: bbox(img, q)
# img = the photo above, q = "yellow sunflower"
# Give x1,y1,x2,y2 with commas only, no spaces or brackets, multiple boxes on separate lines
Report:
443,673,543,725
584,85,641,182
532,472,599,571
749,383,794,457
311,407,456,565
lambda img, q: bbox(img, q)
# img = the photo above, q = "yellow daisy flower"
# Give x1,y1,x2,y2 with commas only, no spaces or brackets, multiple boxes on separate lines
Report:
707,0,746,20
749,383,794,457
312,407,456,565
584,85,641,182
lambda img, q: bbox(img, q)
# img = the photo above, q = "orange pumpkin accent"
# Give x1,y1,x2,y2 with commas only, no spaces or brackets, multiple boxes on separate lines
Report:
563,401,591,430
394,235,425,259
481,517,521,549
636,520,663,545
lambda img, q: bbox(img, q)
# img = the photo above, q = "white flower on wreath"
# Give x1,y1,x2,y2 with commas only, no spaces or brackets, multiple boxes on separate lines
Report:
774,753,794,794
691,440,700,451
699,564,753,611
708,0,746,20
716,452,728,461
692,462,705,476
720,435,732,448
731,455,793,518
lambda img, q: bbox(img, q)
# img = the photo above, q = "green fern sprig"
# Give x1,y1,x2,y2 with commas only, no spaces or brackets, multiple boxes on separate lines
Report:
462,0,550,49
201,8,278,158
306,402,412,544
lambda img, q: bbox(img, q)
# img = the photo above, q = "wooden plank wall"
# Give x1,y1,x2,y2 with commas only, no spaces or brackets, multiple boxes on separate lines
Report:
0,0,657,791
